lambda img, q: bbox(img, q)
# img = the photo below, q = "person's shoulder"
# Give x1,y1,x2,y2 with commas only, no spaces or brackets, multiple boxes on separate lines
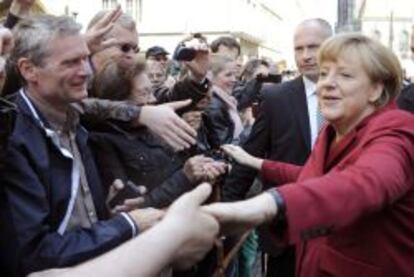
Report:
369,104,414,134
261,77,303,101
207,93,226,111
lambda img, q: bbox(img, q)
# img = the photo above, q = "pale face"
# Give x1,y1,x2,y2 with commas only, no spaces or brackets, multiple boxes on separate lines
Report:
130,72,156,105
294,24,329,82
216,45,239,60
147,60,167,89
213,61,238,93
30,34,91,107
147,54,169,70
317,55,383,138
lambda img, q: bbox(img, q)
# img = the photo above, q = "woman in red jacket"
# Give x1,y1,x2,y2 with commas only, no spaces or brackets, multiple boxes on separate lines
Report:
205,33,414,277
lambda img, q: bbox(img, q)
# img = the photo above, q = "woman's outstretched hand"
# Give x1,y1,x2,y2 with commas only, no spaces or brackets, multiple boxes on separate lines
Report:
221,144,263,170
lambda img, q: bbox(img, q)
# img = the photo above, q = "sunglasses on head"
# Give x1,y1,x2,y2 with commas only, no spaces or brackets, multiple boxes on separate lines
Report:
120,44,140,54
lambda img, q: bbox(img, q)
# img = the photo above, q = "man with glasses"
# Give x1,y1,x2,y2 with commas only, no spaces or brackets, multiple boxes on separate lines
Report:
88,11,139,70
86,9,208,152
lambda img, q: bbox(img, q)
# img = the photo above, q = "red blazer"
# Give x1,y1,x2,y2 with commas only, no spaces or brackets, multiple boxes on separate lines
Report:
261,104,414,277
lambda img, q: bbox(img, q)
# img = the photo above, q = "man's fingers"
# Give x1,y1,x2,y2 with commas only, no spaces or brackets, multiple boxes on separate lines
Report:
163,129,190,151
166,99,192,111
169,120,196,146
112,179,124,190
92,23,115,39
124,197,145,207
183,183,212,207
94,5,122,29
172,115,197,139
202,202,232,222
136,185,147,195
101,38,118,48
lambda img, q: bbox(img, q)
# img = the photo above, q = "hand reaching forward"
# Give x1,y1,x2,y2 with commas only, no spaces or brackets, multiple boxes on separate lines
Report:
165,183,219,270
202,192,278,235
138,99,197,151
221,144,263,170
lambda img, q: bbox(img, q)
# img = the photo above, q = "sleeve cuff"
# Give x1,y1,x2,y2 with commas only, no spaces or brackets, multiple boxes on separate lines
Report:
266,188,288,237
120,212,139,238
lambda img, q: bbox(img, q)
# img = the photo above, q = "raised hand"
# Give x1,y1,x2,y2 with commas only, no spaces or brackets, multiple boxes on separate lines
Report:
84,5,122,54
10,0,35,17
138,99,197,151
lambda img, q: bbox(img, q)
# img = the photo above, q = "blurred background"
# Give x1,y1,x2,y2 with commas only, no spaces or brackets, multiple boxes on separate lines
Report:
1,0,413,79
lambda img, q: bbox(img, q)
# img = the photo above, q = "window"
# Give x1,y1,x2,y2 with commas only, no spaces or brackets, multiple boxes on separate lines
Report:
102,0,109,9
126,0,133,15
399,30,409,58
138,0,143,22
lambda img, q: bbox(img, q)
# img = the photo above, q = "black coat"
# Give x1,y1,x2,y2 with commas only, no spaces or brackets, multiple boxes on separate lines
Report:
204,94,236,149
90,123,192,208
397,83,414,113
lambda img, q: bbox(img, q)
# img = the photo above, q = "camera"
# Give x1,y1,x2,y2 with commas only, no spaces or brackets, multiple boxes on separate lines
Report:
173,33,208,62
256,73,282,83
174,44,197,61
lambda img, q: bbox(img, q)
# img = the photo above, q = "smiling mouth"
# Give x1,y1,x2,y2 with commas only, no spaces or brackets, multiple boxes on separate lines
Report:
321,96,341,103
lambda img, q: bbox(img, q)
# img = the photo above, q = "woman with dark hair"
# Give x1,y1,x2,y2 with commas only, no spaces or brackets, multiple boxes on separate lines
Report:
90,58,226,210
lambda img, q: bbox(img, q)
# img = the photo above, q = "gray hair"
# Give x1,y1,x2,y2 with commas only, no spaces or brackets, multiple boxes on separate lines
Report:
10,15,82,68
87,11,136,32
297,18,333,38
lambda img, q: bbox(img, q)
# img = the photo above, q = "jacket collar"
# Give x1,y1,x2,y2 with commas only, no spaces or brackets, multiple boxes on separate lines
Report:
16,89,89,155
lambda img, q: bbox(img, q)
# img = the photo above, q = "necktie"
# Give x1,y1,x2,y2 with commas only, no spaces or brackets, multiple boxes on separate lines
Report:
316,104,325,131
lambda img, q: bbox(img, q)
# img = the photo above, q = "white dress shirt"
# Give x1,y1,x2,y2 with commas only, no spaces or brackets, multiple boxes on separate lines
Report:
303,76,319,148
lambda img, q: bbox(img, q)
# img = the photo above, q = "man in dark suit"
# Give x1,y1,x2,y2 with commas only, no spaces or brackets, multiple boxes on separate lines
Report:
397,26,414,113
223,18,333,277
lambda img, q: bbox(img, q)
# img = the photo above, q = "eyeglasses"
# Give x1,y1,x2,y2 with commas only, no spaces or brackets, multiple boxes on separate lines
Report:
119,44,140,54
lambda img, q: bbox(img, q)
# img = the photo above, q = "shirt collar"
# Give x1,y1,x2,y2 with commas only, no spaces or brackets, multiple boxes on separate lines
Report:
26,91,79,134
303,76,317,98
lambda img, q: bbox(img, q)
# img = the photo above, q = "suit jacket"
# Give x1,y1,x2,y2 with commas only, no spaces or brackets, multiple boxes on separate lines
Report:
224,77,311,202
0,93,133,277
262,104,414,277
397,83,414,113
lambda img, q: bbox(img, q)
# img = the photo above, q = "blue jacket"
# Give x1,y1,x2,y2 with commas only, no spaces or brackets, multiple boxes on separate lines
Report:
0,93,133,277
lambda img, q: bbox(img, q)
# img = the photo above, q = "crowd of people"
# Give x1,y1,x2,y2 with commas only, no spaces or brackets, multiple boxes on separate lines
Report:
0,0,413,277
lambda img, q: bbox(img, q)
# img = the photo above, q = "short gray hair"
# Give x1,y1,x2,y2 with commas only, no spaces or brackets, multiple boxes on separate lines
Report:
297,18,333,38
87,11,136,32
10,15,82,68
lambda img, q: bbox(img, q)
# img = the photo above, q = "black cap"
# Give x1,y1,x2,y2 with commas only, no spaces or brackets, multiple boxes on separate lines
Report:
145,46,169,59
